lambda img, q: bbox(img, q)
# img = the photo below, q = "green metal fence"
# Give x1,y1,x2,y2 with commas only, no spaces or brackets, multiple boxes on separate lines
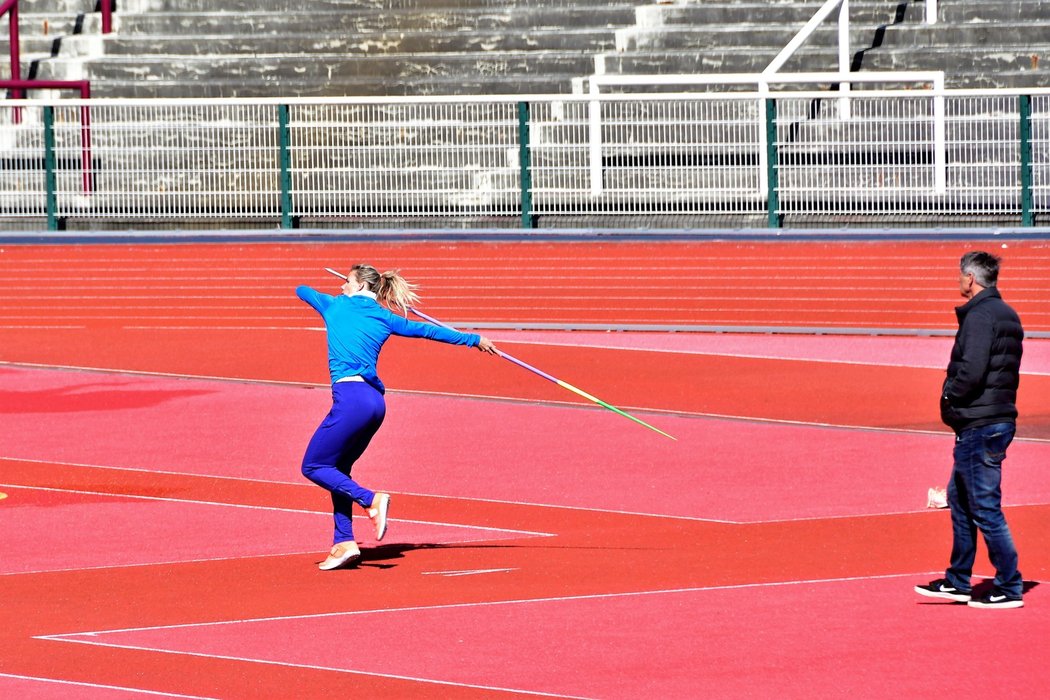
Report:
0,90,1046,230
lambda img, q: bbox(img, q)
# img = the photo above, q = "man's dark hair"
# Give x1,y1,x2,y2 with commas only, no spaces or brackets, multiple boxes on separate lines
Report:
960,251,1000,288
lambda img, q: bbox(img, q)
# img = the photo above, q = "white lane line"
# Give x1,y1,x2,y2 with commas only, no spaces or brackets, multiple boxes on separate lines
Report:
0,673,216,699
0,483,550,539
421,568,518,577
37,571,967,640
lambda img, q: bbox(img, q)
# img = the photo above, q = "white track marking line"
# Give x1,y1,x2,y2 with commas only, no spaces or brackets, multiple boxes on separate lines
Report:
0,359,329,389
0,455,309,487
0,673,216,699
0,325,86,330
388,487,1050,525
0,550,324,579
0,483,551,538
422,568,518,577
493,339,1050,377
6,456,1047,527
35,571,964,641
0,483,327,516
0,457,738,525
5,359,1048,444
30,643,593,700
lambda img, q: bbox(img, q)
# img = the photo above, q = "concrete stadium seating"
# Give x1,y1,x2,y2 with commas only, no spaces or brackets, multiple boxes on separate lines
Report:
2,0,1048,99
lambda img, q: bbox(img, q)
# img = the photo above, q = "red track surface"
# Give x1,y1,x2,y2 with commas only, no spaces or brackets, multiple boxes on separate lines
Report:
0,240,1048,330
1,240,1049,698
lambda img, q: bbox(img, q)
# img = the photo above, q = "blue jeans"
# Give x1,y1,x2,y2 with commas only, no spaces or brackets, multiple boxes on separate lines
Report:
301,382,386,544
945,422,1022,598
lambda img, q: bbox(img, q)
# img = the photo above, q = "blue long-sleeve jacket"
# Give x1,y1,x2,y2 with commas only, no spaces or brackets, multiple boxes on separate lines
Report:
296,286,480,393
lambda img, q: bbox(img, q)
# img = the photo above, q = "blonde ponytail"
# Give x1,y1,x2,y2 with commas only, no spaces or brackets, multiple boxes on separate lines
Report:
376,270,420,314
351,264,420,314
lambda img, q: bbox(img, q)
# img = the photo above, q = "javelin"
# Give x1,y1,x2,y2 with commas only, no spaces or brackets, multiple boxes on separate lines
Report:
322,267,676,440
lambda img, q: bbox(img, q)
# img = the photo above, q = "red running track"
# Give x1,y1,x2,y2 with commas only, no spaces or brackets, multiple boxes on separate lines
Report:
0,240,1048,330
2,360,1048,698
1,240,1049,698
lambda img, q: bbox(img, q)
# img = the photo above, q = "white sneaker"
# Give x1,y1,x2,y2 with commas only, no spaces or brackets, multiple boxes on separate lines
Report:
318,542,360,570
368,493,391,541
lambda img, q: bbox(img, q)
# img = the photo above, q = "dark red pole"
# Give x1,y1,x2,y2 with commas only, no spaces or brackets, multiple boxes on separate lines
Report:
2,0,21,103
101,0,112,34
0,79,95,194
79,81,93,192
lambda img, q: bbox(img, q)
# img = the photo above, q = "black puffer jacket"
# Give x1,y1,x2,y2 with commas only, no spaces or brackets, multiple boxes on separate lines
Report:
941,287,1024,433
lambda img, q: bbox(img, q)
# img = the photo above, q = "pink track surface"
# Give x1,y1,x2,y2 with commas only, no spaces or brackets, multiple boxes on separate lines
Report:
3,366,1049,524
0,478,527,576
48,576,1045,698
492,330,1050,374
2,241,1049,699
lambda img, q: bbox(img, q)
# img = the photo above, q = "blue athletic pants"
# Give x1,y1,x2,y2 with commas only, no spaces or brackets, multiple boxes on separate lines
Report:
300,381,386,544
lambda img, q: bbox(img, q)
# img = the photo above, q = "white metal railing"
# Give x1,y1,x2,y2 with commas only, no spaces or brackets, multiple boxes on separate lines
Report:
0,89,1046,227
763,0,937,116
585,72,946,197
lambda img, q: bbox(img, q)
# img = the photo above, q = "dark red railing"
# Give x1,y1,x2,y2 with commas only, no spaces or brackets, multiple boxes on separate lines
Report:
2,0,22,98
1,79,94,193
3,0,104,193
3,0,113,99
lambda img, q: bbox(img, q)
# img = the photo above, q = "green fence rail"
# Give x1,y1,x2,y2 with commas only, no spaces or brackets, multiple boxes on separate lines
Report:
2,91,1046,229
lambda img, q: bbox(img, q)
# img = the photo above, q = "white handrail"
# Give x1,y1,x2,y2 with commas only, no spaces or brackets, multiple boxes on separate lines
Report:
764,0,847,76
765,0,938,75
763,0,851,119
764,0,938,116
587,71,947,197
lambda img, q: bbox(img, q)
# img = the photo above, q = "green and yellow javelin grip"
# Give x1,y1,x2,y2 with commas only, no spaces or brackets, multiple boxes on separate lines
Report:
410,307,677,441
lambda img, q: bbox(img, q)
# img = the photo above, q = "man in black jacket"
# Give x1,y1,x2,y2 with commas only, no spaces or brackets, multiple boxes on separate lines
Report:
916,251,1025,609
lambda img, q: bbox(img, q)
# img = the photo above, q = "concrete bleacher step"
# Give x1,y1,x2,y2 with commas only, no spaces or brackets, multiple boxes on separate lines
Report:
16,0,97,12
12,1,1050,100
638,1,913,30
117,0,613,12
15,0,645,97
857,22,1050,49
0,37,62,57
62,75,577,98
636,2,827,26
55,29,620,58
617,25,883,53
857,48,1047,76
599,48,847,77
106,6,641,34
1,12,84,37
896,0,1050,23
601,0,1050,90
119,0,612,11
37,51,598,81
1,5,96,69
33,49,598,97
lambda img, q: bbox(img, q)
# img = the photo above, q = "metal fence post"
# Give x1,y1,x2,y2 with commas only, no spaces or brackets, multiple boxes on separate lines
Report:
278,104,294,229
43,105,59,231
517,101,535,229
1019,95,1033,227
765,98,781,228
